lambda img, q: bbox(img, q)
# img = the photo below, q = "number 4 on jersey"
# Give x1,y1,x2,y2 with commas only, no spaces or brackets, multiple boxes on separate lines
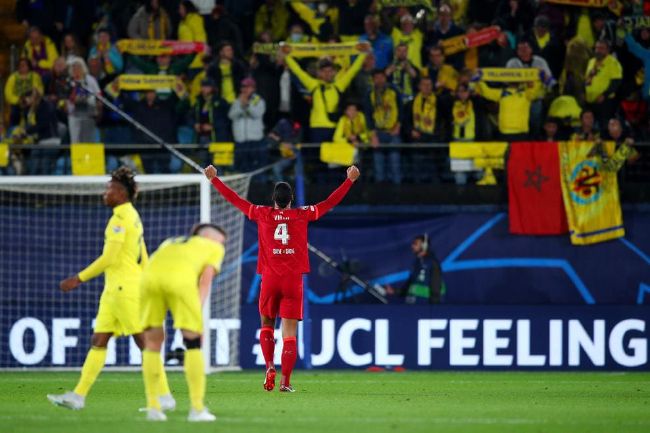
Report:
274,223,290,245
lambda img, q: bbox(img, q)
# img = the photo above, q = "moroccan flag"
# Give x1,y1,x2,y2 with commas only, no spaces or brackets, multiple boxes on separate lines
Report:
559,141,625,245
508,142,568,235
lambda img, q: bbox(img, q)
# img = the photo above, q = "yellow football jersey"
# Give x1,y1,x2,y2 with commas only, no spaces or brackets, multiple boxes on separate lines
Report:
78,202,147,296
145,236,225,290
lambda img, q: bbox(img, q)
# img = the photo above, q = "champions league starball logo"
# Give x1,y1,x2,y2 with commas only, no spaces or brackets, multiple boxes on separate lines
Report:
570,160,603,205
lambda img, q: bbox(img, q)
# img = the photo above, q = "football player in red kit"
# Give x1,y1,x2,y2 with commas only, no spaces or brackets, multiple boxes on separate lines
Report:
204,164,360,392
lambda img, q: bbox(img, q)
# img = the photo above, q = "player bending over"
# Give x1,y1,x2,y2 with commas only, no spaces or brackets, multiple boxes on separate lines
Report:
47,167,175,411
140,223,227,422
205,164,360,392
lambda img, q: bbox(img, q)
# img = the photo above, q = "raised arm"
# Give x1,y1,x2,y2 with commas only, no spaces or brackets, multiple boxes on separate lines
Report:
204,165,254,216
313,166,359,219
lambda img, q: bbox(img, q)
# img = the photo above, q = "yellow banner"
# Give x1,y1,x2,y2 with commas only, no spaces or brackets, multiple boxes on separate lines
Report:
559,141,624,245
71,143,105,176
480,68,540,83
321,141,356,166
545,0,607,6
449,142,508,160
116,74,178,91
0,143,8,167
209,142,235,166
253,43,279,55
378,0,435,12
116,39,206,56
281,42,366,58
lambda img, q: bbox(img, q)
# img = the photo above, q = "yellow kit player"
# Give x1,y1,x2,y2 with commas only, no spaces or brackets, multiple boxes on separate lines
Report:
47,167,174,411
140,223,226,422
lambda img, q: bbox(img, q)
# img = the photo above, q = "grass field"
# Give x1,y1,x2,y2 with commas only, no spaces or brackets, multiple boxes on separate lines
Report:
1,371,649,433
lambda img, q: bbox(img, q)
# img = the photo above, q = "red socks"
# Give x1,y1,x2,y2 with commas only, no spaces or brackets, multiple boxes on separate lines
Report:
281,337,297,386
260,326,275,369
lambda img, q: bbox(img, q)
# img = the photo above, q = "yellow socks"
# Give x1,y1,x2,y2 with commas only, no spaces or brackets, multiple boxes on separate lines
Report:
73,347,107,397
184,349,205,411
142,350,162,410
159,365,171,396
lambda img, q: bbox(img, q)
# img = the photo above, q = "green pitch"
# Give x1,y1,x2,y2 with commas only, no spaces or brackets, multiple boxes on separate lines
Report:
1,371,649,433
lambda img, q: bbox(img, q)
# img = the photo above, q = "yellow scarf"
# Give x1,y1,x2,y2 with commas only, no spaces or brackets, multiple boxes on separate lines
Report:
412,92,436,134
370,87,399,131
452,99,475,140
147,11,170,40
341,113,368,142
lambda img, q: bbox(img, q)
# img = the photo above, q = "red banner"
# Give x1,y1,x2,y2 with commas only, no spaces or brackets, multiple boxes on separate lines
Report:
508,142,568,235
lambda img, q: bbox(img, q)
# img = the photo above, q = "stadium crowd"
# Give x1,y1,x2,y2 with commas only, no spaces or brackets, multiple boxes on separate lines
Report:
1,0,649,181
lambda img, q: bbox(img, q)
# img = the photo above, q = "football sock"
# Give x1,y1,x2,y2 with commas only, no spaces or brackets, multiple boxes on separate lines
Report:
158,363,171,396
281,337,297,386
142,350,162,410
73,346,107,397
260,326,275,369
184,349,205,411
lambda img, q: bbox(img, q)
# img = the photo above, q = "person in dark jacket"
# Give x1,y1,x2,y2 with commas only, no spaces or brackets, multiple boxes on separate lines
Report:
206,41,248,104
192,78,232,166
388,234,443,304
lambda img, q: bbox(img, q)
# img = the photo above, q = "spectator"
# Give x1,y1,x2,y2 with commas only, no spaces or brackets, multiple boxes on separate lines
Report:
452,84,476,141
188,55,213,104
423,46,458,138
193,78,231,147
333,101,369,151
423,4,464,69
386,42,419,104
404,76,439,183
206,42,248,105
254,0,289,42
206,5,244,58
478,30,515,68
359,14,393,70
589,118,639,172
282,43,369,142
346,52,376,105
60,33,85,62
391,14,423,69
4,58,44,116
88,29,124,87
288,0,338,41
337,0,372,38
387,234,442,304
495,0,534,37
123,84,189,173
10,90,59,174
22,26,59,80
268,118,304,182
528,15,564,80
624,29,650,102
559,36,592,106
178,0,207,76
476,79,540,141
572,109,600,141
585,40,622,130
365,69,402,184
250,32,283,130
65,57,100,144
506,39,552,137
128,0,172,40
229,77,267,172
541,117,560,142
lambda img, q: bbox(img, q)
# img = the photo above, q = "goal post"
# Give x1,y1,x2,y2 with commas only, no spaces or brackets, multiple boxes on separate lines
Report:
0,173,251,371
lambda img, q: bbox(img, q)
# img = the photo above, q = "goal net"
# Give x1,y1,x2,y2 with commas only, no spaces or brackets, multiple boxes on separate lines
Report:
0,173,250,371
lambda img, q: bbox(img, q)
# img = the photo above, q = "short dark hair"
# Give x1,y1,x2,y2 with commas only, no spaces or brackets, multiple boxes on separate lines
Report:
190,223,227,238
272,182,293,208
111,166,137,202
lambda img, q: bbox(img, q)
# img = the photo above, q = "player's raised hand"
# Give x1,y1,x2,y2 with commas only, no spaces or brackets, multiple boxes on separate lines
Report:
204,165,217,180
347,165,360,182
60,275,81,292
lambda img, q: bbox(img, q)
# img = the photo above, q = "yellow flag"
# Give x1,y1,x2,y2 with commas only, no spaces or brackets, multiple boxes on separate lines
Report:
559,141,625,245
209,142,235,166
0,143,8,167
282,42,366,58
320,141,356,166
71,143,105,175
117,74,177,90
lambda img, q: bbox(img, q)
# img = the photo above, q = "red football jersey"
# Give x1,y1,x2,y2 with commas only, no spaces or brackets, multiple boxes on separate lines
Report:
250,205,318,275
210,176,354,276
